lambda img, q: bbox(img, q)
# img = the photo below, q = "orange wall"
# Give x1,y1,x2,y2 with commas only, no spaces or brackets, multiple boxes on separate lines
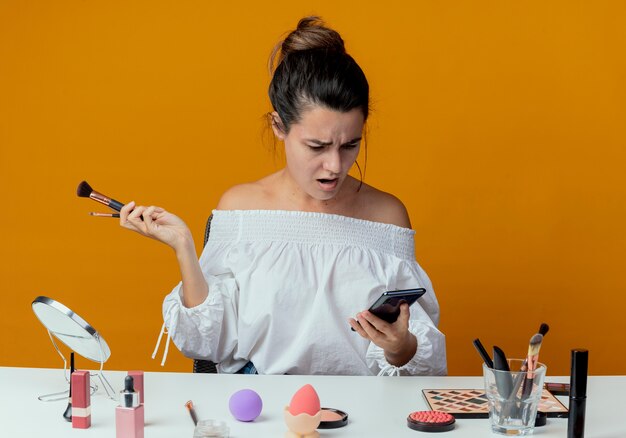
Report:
1,1,625,376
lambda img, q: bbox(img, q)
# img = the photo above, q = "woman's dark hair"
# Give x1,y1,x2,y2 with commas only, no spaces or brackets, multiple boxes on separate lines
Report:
268,16,370,134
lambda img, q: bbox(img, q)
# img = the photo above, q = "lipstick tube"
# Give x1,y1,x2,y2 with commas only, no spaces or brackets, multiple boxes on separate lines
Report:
71,370,91,429
116,376,144,438
567,349,588,438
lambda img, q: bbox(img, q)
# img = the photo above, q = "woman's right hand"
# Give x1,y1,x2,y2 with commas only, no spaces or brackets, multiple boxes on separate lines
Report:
120,201,193,252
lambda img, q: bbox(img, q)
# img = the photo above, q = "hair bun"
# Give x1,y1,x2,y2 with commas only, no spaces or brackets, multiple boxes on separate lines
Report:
291,16,345,52
269,16,345,73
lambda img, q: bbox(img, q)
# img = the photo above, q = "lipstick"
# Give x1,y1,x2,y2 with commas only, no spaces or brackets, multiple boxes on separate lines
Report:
567,349,588,438
71,370,91,429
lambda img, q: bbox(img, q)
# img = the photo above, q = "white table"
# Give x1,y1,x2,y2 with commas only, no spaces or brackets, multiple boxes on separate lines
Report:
1,367,624,437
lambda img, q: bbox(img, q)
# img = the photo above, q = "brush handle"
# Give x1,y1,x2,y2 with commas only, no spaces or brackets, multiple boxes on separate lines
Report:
63,351,75,422
472,338,494,369
69,352,74,396
110,198,145,221
522,352,541,398
508,359,527,400
521,375,534,398
108,199,124,211
189,407,198,426
62,402,72,422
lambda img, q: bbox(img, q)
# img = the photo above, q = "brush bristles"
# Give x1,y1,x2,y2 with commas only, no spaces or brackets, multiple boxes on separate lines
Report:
527,333,543,356
539,323,549,336
77,180,93,197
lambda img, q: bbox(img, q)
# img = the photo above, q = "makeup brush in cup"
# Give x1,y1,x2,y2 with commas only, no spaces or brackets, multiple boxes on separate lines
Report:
506,323,550,401
521,334,544,398
472,338,494,369
516,323,549,374
493,346,513,399
77,181,125,212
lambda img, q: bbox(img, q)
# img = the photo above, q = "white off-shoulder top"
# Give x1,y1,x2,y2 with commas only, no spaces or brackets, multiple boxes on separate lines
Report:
158,210,447,376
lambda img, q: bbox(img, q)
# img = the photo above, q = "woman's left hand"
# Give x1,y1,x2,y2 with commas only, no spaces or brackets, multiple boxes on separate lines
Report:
348,303,417,367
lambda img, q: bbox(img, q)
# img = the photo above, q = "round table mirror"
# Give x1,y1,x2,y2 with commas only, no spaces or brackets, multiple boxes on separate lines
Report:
32,296,111,363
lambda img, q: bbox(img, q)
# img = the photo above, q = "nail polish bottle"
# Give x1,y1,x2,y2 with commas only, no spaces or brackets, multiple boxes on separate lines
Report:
116,375,144,438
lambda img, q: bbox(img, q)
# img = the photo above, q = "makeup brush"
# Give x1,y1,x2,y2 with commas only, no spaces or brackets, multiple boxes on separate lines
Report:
507,323,551,402
63,352,75,422
185,400,199,426
521,334,544,398
89,212,120,218
516,324,549,373
77,181,125,212
472,338,494,369
493,346,513,399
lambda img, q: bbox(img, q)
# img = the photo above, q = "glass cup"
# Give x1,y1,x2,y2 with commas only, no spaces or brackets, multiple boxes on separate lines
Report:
483,359,547,436
192,419,230,438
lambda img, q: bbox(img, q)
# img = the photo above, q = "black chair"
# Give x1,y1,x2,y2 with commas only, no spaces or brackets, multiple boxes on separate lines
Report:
192,214,218,373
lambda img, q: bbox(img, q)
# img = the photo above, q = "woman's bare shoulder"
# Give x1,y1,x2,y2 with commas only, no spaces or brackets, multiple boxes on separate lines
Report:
216,174,278,210
358,183,412,229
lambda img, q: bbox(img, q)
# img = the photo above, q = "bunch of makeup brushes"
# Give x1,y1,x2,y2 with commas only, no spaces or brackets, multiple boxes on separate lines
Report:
473,323,549,400
77,180,124,218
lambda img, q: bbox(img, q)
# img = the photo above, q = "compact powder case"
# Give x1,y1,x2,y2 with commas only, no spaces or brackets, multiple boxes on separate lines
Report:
407,411,456,432
318,407,348,429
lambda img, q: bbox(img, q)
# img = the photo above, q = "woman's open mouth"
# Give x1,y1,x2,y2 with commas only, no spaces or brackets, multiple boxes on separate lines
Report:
317,178,339,191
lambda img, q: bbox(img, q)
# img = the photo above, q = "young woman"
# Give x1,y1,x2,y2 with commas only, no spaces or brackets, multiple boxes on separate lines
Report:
120,17,447,376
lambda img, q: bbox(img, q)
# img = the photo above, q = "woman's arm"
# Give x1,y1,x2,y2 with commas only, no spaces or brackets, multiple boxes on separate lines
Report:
120,202,208,307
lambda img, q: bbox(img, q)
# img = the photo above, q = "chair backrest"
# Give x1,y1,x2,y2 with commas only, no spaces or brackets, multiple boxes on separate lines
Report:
193,214,217,373
203,213,213,247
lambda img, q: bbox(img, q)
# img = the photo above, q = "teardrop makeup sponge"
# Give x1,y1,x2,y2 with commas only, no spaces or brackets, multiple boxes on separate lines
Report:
229,389,263,422
288,384,321,416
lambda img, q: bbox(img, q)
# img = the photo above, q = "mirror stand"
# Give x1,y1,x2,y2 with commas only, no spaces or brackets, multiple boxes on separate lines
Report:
38,329,116,402
93,335,116,400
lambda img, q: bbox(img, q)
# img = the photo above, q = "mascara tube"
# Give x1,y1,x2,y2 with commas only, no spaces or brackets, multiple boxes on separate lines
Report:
567,349,588,438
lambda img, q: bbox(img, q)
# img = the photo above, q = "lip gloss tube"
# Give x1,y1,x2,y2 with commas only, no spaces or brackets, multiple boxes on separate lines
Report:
116,376,144,438
71,370,91,429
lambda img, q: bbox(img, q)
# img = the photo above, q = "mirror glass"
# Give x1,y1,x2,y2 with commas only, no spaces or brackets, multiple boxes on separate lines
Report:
32,296,111,363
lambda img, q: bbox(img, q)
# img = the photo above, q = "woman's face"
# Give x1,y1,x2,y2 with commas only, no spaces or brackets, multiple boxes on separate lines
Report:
274,105,364,202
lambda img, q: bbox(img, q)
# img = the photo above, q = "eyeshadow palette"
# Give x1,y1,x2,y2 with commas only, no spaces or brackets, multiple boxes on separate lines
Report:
422,388,569,419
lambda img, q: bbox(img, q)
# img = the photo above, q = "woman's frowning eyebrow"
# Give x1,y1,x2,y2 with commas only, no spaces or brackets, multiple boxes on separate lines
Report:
305,137,362,146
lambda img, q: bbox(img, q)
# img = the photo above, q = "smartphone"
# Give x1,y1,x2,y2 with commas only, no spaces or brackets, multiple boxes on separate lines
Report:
352,288,427,330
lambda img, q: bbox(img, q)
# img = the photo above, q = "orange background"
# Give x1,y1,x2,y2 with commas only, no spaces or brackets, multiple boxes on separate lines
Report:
1,1,625,376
